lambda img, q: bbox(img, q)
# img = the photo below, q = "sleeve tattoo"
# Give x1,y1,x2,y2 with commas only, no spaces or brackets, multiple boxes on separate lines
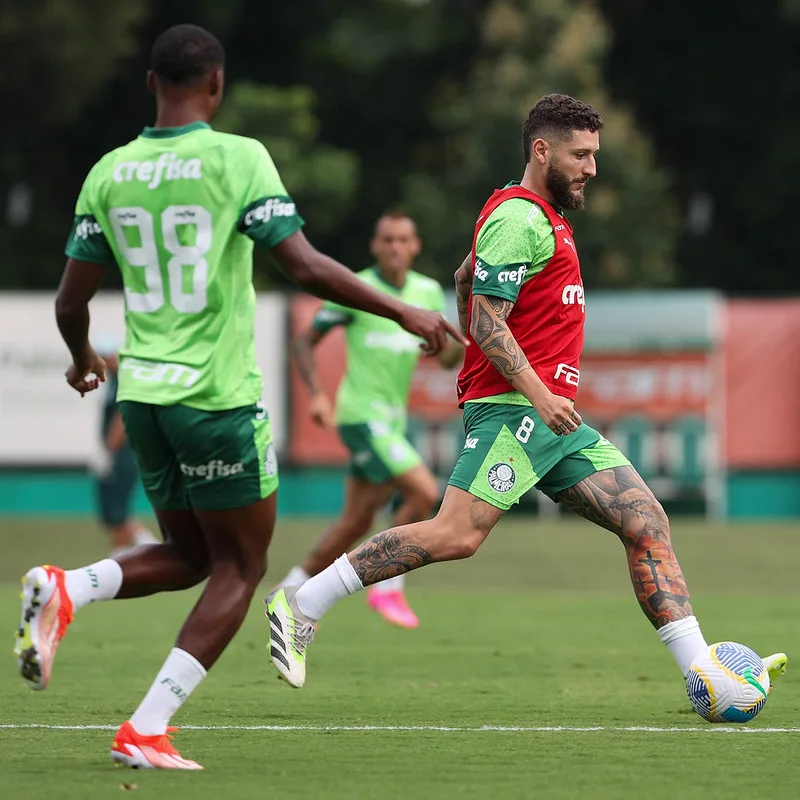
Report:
469,294,532,383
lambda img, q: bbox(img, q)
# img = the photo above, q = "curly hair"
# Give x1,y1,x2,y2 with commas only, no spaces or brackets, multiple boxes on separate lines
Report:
522,94,603,162
150,24,225,86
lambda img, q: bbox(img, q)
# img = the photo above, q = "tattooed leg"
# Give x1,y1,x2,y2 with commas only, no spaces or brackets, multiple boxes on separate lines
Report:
347,487,504,586
556,466,693,629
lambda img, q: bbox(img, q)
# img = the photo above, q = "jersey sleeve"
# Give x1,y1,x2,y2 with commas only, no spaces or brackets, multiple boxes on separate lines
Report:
64,161,115,264
311,301,355,334
235,141,305,248
472,198,554,302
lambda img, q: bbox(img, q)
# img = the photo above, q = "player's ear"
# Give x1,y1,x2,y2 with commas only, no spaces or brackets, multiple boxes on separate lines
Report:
410,235,422,258
532,138,549,166
146,71,157,96
209,68,224,98
369,236,379,259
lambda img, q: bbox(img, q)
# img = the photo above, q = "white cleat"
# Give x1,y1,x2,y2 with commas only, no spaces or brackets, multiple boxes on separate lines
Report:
14,565,74,690
110,722,203,770
265,586,316,689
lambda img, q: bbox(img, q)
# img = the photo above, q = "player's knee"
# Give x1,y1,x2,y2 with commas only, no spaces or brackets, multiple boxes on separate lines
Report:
442,529,484,560
618,488,670,538
211,555,265,591
426,516,485,560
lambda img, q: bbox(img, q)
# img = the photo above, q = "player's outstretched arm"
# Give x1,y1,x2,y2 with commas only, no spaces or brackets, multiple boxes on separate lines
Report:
470,294,581,435
454,253,472,337
55,258,108,396
292,326,335,429
272,232,466,356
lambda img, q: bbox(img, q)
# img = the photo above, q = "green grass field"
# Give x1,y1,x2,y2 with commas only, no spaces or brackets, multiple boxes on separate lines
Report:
1,515,799,799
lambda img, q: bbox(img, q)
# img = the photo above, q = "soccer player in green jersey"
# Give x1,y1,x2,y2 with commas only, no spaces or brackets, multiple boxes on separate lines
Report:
278,211,464,628
13,24,461,770
266,94,788,702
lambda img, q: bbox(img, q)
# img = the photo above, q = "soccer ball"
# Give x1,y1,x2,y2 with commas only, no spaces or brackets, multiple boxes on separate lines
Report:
685,642,770,723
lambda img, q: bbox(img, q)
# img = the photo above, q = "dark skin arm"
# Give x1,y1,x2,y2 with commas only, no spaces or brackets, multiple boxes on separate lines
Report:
272,231,465,355
55,258,108,396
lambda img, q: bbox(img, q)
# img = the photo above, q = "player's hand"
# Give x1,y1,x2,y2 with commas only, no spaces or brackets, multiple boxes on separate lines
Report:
398,307,467,356
65,348,106,397
309,392,335,429
533,391,582,436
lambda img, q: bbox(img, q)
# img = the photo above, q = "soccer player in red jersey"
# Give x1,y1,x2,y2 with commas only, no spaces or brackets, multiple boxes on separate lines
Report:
266,94,787,697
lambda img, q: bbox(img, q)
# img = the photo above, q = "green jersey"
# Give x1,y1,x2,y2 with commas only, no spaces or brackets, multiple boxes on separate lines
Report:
469,191,556,406
312,267,446,427
65,122,304,411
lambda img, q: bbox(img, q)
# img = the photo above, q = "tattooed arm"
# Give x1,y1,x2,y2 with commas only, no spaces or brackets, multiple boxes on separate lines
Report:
454,253,472,337
469,294,580,434
292,325,336,429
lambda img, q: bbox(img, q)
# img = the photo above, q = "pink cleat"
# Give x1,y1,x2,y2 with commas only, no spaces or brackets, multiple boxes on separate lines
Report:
366,588,419,629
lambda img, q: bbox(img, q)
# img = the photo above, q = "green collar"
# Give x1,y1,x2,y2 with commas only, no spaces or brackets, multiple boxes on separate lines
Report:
372,265,407,291
140,121,211,139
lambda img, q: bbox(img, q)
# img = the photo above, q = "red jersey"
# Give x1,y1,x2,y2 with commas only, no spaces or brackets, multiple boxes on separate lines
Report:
457,185,585,406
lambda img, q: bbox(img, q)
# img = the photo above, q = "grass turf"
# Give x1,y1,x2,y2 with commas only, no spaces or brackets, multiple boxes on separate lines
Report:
0,515,798,799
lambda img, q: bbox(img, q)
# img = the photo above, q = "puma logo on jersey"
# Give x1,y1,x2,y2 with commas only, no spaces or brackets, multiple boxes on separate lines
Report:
563,236,575,251
113,153,202,190
561,284,585,312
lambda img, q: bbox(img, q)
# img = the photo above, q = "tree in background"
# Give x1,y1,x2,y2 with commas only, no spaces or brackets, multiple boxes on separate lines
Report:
0,0,148,288
399,0,678,288
215,83,359,287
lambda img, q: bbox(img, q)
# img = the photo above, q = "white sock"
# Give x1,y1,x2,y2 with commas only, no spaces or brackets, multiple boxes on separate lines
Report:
368,574,405,593
295,555,363,620
282,566,310,587
129,648,207,736
658,616,708,677
64,559,123,613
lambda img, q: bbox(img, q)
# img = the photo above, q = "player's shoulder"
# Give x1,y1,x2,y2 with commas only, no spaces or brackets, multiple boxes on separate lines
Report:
201,130,273,161
80,142,136,185
486,196,551,230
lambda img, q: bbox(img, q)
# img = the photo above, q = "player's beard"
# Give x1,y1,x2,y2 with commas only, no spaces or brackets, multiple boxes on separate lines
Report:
545,159,587,210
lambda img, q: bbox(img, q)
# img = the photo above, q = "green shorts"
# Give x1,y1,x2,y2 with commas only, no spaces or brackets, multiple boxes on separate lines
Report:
119,401,278,511
338,421,423,485
448,402,630,510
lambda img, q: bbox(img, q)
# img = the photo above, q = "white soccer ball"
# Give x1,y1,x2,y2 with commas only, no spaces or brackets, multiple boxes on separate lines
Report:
685,641,770,723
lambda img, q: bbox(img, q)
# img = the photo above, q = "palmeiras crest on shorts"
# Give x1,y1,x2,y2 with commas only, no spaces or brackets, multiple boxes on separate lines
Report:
487,462,516,493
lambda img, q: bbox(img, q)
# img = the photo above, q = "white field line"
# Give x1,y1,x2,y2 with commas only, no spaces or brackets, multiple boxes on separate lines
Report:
0,723,799,734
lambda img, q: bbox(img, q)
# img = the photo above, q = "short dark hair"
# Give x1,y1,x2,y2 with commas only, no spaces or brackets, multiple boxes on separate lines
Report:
374,210,417,233
522,94,603,162
150,24,225,86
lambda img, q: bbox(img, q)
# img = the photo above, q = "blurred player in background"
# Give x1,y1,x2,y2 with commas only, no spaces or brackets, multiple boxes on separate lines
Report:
91,336,158,556
266,93,788,696
13,23,462,770
279,211,464,628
